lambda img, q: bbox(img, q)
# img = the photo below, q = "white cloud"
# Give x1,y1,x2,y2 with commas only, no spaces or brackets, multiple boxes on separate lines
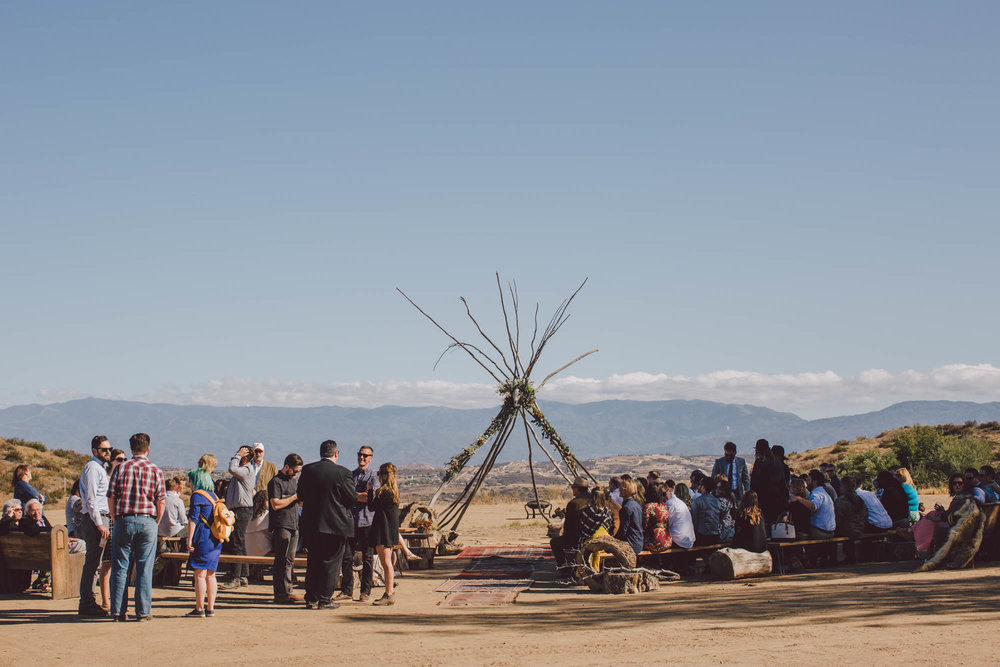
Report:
26,363,1000,418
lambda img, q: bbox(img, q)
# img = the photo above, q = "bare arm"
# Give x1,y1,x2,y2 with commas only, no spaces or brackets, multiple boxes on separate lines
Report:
155,498,165,524
269,493,298,511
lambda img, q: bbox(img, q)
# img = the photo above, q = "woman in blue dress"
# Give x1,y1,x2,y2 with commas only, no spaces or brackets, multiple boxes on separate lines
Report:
186,460,223,618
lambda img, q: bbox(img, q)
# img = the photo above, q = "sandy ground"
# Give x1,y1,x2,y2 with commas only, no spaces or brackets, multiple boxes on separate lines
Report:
2,498,998,666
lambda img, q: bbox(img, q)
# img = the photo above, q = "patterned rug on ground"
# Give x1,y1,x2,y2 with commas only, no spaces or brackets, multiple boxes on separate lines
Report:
456,545,551,559
438,546,552,607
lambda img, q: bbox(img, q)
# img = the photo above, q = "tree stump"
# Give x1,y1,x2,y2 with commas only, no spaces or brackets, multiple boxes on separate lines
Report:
708,547,772,580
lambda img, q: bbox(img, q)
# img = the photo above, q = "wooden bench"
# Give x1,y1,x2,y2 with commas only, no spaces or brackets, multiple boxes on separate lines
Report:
767,531,895,574
401,531,436,569
159,552,308,566
0,526,83,599
598,543,724,568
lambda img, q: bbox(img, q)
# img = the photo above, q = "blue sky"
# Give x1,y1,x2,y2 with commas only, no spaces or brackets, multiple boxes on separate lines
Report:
2,2,998,418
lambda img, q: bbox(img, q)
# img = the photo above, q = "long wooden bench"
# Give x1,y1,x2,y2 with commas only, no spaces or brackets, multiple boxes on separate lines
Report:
0,526,83,599
767,531,896,574
599,542,724,567
159,552,308,566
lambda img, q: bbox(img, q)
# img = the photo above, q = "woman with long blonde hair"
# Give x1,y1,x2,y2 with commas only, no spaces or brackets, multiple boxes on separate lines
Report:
367,462,401,606
896,467,920,522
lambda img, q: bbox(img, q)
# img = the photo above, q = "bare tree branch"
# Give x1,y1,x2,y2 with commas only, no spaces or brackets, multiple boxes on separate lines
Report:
459,296,515,376
495,273,523,375
397,287,506,384
433,341,509,381
537,348,599,389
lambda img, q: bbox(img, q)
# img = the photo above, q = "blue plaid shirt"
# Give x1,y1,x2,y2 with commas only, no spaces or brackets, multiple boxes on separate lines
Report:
351,467,380,528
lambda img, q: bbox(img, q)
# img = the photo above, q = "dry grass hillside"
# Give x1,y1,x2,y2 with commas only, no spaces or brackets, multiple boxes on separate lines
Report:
787,421,1000,489
0,436,90,502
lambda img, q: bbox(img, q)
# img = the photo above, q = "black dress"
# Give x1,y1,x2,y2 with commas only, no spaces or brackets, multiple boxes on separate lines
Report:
732,515,767,553
368,489,400,548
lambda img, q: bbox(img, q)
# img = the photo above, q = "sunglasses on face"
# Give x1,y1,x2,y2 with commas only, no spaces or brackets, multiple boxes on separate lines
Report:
97,447,111,452
114,456,126,462
357,453,372,459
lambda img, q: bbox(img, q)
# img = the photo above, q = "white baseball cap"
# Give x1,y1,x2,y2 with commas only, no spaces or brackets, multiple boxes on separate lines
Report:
253,442,265,452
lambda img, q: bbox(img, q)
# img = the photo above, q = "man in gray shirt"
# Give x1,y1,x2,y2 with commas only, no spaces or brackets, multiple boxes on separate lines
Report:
268,453,303,604
220,445,255,589
334,445,379,602
78,435,112,617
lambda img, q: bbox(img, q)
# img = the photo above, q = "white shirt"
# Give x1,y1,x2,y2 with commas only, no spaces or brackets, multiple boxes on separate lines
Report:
809,487,836,532
79,456,110,527
610,489,622,505
856,489,892,529
665,495,696,549
158,491,187,537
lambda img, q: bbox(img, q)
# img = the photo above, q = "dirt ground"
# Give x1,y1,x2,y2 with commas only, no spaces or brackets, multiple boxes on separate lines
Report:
2,499,997,666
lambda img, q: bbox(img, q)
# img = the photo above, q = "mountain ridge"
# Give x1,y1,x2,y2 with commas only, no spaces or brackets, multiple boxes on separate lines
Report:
2,397,999,468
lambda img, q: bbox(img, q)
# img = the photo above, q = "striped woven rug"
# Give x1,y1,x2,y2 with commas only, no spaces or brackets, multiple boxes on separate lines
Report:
438,546,552,606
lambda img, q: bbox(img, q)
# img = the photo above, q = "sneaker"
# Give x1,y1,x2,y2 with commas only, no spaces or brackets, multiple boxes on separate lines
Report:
332,592,351,602
372,594,394,606
204,608,215,617
315,602,340,610
134,615,152,622
304,601,315,610
79,605,109,618
219,578,241,590
184,609,205,618
358,593,370,603
239,577,249,587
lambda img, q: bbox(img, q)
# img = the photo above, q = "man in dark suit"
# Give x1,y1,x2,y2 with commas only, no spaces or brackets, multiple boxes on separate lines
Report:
711,441,750,503
296,439,357,610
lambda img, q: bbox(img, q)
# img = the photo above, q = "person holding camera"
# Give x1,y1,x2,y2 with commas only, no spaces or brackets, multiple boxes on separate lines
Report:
220,445,255,589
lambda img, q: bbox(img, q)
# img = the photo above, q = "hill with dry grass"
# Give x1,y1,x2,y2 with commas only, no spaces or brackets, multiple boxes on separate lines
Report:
0,436,90,502
788,421,1000,490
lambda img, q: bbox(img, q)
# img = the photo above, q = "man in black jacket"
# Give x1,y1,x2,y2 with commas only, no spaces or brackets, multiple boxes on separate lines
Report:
296,440,357,610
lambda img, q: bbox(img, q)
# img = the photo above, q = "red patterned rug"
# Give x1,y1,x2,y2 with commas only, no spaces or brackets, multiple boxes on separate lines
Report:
456,545,552,559
438,546,552,607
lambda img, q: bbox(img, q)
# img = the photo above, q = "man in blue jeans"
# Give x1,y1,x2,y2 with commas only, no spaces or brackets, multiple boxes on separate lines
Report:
107,432,165,622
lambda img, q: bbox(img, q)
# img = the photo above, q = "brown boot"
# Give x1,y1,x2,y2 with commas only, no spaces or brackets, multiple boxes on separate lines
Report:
372,593,394,606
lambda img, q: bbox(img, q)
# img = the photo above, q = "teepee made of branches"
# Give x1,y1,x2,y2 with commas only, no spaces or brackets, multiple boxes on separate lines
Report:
397,274,599,532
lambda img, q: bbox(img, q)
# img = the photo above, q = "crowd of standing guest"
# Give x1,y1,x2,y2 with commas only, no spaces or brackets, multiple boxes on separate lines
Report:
1,433,406,620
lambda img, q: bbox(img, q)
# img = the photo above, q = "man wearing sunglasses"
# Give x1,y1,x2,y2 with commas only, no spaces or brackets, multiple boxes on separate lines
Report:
77,435,113,617
334,445,379,602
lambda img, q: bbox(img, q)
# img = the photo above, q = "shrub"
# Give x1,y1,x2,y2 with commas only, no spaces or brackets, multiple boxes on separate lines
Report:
6,438,47,452
888,426,993,487
836,450,900,489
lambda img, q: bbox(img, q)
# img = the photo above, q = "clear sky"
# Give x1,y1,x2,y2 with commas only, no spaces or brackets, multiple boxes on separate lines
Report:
2,2,998,419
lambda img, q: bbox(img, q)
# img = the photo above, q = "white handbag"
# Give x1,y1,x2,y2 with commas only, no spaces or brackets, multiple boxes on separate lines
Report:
770,513,796,541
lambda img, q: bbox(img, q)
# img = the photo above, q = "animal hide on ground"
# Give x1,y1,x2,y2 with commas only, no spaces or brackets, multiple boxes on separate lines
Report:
916,497,983,572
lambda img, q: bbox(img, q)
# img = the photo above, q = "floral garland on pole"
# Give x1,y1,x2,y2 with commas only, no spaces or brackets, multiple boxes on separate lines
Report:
441,398,515,483
526,399,581,476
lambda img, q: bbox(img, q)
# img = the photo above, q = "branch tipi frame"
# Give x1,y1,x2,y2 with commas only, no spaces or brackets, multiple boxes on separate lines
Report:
397,274,599,532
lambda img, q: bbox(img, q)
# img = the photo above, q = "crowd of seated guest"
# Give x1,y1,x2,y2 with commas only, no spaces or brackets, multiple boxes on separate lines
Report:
547,437,976,582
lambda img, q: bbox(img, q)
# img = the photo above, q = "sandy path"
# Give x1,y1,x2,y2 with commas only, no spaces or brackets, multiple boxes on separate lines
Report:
2,500,996,666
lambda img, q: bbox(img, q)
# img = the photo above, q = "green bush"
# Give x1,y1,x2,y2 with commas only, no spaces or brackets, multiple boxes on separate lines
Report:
6,438,47,452
888,426,993,487
836,450,900,489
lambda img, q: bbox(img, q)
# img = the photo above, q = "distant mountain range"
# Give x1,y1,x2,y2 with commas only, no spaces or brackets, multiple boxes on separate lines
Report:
1,397,999,469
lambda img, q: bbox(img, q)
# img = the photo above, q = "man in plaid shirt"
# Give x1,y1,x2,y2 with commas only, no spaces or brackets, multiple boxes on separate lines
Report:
107,432,165,621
